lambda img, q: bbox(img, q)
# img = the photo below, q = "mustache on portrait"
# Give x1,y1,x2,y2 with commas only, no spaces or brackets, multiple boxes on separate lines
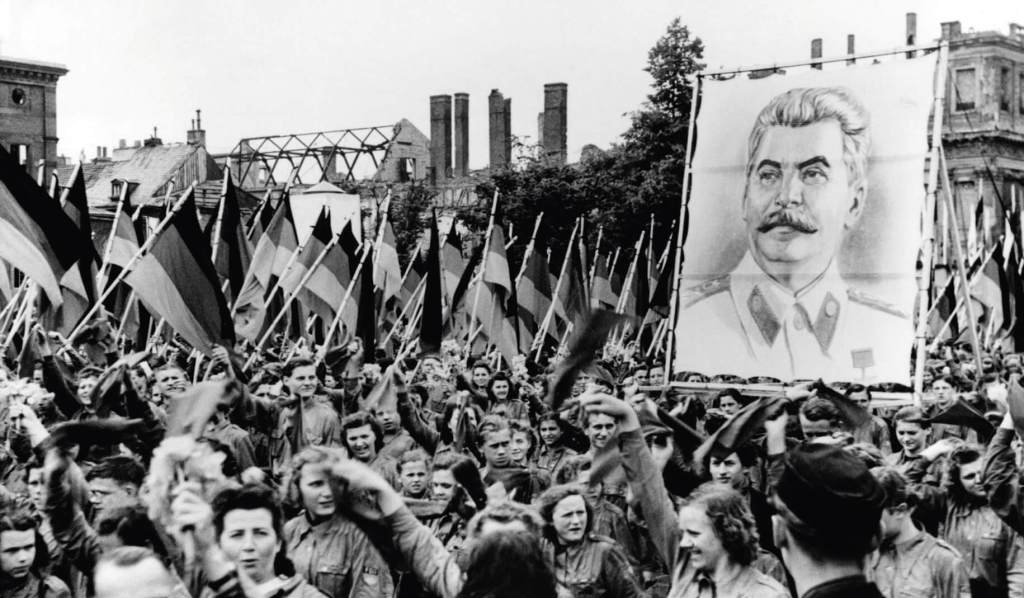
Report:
757,209,819,234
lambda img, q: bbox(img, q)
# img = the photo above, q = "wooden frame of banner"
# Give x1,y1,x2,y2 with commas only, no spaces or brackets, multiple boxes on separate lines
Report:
642,382,916,409
665,43,949,404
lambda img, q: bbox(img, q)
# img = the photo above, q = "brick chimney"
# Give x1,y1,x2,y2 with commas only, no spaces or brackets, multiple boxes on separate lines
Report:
541,83,567,166
453,93,469,177
429,95,453,182
811,39,822,70
488,89,511,169
846,34,855,65
941,21,962,40
187,109,206,146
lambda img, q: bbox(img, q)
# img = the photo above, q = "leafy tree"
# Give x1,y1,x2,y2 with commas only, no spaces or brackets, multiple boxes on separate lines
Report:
394,19,705,276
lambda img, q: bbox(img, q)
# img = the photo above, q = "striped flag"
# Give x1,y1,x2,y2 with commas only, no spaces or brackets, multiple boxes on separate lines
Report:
0,145,82,308
475,223,519,363
516,238,553,353
552,228,590,332
279,207,330,297
590,252,617,310
374,216,403,305
301,222,348,331
442,225,467,308
207,173,253,303
50,164,100,333
125,189,233,354
233,192,297,340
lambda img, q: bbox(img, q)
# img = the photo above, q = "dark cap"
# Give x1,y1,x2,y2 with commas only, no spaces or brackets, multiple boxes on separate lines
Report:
776,443,883,540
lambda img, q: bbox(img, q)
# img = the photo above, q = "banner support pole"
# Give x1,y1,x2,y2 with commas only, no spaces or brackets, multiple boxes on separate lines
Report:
664,74,702,383
912,42,949,402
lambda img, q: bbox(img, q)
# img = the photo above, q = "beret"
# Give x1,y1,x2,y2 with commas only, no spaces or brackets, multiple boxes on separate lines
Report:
776,443,883,538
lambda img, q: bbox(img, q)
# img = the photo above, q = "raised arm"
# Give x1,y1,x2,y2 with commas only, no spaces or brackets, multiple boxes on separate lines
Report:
582,393,681,571
331,459,463,598
982,414,1024,534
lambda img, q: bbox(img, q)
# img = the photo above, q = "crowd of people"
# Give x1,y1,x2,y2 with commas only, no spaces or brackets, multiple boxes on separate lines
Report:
0,324,1023,598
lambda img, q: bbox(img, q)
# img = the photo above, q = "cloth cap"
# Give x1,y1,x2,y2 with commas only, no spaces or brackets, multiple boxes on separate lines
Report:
776,443,883,540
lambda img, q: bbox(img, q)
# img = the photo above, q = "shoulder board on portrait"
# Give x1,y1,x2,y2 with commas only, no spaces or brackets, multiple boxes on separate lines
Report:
682,276,730,309
846,288,909,319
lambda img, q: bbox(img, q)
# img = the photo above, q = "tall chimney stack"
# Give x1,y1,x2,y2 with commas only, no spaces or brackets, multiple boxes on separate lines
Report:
542,83,567,166
811,39,822,70
906,13,917,58
488,90,511,170
940,21,962,41
429,95,453,181
846,34,855,65
453,93,469,177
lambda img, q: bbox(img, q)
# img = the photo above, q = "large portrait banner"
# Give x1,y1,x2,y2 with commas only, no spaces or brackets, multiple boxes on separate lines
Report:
673,54,937,384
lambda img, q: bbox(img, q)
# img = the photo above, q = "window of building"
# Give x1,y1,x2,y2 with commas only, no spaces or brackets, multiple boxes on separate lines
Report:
1020,72,1024,113
397,157,414,182
1000,67,1011,111
954,68,976,111
10,88,26,106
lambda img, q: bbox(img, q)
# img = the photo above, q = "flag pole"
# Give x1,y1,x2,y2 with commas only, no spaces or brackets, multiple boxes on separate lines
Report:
939,147,984,375
513,212,544,288
466,189,499,361
97,176,129,288
315,243,371,364
246,189,273,241
209,163,232,262
67,184,197,342
610,229,647,347
588,225,604,291
372,190,393,271
912,42,949,401
0,285,37,353
380,275,427,348
245,232,343,368
532,218,580,359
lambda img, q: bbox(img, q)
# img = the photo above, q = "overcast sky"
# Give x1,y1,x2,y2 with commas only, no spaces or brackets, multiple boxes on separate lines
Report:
1,0,1018,168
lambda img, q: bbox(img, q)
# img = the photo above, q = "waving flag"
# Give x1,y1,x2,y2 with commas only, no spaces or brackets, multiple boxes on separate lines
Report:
234,192,297,340
126,189,234,354
208,173,253,302
0,145,82,307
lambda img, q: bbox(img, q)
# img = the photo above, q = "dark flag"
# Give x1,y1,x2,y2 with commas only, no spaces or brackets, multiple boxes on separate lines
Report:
0,145,81,307
516,238,553,354
125,189,234,354
420,211,444,355
207,173,253,302
357,244,377,363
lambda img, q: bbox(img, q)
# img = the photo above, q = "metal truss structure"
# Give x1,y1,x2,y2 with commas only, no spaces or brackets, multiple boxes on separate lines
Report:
228,125,395,190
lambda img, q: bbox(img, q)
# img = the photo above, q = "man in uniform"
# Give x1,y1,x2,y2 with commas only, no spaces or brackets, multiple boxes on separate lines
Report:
675,86,911,383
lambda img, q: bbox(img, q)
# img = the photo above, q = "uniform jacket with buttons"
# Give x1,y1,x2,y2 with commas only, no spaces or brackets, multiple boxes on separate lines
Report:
284,512,393,598
674,253,911,383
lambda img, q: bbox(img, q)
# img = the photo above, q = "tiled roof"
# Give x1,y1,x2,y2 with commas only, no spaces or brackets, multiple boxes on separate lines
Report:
55,143,216,209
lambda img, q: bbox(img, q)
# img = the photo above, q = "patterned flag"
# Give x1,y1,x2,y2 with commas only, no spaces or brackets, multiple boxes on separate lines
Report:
0,145,81,307
233,192,297,340
207,173,253,303
516,238,553,354
125,189,234,354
